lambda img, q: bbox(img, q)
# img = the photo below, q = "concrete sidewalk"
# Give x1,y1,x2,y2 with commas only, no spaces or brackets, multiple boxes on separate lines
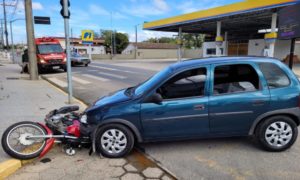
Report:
0,64,86,162
0,63,175,180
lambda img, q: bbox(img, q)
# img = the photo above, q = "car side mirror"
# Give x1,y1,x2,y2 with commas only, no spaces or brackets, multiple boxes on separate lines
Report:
144,93,163,105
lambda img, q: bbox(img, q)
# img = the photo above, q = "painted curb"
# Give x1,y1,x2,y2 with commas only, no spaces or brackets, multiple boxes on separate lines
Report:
0,159,21,179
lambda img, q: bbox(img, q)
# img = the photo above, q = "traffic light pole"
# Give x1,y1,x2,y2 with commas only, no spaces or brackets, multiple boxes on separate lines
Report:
62,0,73,104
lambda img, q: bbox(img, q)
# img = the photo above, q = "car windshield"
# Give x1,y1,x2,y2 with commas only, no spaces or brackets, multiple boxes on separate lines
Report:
72,53,82,57
134,67,172,96
37,44,64,54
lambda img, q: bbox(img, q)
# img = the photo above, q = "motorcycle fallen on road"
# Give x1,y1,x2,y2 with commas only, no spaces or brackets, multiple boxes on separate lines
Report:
1,106,90,160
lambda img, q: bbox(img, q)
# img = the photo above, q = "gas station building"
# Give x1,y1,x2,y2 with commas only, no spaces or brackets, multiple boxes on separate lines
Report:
143,0,300,60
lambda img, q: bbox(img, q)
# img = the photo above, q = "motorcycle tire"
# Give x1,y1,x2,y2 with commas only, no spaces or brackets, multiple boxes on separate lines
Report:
1,121,47,160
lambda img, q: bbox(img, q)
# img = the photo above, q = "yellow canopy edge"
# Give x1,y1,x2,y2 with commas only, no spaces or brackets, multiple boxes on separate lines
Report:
143,0,296,30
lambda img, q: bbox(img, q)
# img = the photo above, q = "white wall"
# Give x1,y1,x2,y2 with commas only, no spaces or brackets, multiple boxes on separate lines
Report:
295,42,300,57
248,39,293,60
248,39,265,56
122,44,135,54
274,40,292,60
203,42,226,57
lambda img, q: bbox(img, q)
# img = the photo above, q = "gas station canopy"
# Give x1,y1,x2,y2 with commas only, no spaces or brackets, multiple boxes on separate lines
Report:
143,0,299,40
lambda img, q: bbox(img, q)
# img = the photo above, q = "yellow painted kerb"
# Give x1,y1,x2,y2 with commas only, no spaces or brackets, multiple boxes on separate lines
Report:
143,0,296,29
0,159,21,179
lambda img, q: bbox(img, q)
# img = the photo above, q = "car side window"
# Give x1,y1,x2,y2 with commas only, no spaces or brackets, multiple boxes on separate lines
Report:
258,62,290,89
213,64,259,95
157,68,207,99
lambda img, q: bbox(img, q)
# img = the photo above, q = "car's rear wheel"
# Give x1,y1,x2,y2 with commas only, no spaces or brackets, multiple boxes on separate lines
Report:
96,124,134,158
255,116,298,152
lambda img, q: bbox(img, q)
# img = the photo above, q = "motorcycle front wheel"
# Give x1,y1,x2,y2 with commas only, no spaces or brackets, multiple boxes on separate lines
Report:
1,121,47,160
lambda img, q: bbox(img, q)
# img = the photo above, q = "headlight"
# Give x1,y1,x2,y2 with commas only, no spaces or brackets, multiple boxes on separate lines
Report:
39,58,46,63
63,57,67,62
80,114,87,124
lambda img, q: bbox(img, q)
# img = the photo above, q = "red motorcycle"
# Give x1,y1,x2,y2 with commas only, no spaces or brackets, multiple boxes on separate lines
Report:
1,106,90,160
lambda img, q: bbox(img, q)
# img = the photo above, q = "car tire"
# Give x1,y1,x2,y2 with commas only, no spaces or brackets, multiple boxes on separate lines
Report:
96,124,134,158
255,116,298,152
85,63,88,67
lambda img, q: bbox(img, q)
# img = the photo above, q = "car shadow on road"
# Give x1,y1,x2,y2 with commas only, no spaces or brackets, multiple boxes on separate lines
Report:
40,69,65,75
138,136,261,153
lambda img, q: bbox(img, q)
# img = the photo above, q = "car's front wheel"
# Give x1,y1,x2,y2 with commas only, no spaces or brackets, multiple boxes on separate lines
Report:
256,116,298,152
96,124,134,158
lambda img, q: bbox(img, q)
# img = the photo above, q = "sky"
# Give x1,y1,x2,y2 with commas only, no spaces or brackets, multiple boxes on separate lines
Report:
1,0,241,44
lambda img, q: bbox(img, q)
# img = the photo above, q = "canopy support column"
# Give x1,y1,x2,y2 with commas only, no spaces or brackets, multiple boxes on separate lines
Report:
224,31,228,56
177,27,182,61
216,21,222,56
269,12,277,57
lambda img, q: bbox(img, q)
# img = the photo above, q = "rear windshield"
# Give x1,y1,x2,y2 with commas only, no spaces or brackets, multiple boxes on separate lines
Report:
37,44,64,54
258,62,290,89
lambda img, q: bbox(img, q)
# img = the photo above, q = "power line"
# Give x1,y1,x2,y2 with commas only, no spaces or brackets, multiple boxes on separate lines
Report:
8,0,19,20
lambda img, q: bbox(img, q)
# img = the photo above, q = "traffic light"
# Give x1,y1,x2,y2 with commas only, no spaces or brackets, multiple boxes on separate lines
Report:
60,0,70,19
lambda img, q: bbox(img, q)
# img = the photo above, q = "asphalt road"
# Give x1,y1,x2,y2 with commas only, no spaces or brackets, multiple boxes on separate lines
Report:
43,60,300,180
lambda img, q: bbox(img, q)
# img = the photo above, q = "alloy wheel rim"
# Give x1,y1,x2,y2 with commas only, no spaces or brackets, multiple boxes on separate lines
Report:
7,124,46,156
101,129,127,154
265,121,293,147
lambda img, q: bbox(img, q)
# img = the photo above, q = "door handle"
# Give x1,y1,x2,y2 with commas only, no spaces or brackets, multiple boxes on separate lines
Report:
194,104,205,110
252,100,265,106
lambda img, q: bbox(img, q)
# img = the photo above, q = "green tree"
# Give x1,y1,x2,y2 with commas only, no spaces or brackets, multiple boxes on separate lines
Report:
143,37,176,44
182,33,204,49
143,34,204,49
101,30,129,53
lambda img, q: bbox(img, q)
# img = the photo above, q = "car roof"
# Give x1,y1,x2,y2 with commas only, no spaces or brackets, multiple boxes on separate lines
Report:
170,56,281,71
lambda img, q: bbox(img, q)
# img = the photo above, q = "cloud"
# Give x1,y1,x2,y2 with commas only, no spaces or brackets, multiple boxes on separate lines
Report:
175,0,233,14
89,4,110,16
113,12,128,20
176,1,198,13
32,2,43,10
122,0,170,17
153,0,169,12
89,4,128,20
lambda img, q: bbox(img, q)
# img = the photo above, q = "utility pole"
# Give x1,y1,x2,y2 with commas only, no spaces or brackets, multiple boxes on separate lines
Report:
135,25,138,59
9,21,13,62
0,19,3,49
110,12,113,57
25,0,38,80
113,30,116,54
60,0,72,104
10,19,25,63
2,0,9,49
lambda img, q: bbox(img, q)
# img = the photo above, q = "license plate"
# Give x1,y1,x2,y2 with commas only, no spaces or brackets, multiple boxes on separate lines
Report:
53,66,60,69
